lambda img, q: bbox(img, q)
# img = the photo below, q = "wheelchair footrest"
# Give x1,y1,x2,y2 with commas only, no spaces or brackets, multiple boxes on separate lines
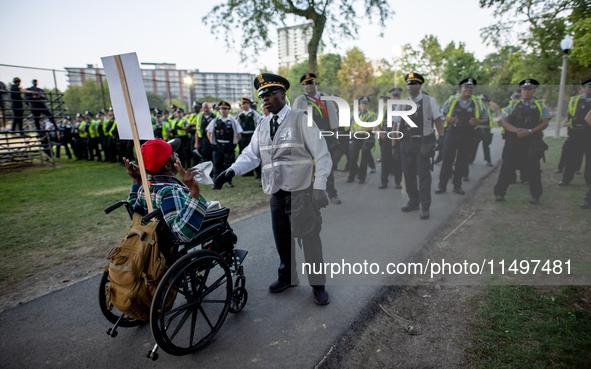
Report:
233,249,248,265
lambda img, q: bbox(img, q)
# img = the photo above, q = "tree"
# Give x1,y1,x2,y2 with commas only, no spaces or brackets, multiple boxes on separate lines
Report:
317,53,342,85
336,47,377,105
204,0,390,73
63,79,110,116
441,41,483,85
395,35,445,84
165,98,186,112
196,95,225,103
146,92,166,111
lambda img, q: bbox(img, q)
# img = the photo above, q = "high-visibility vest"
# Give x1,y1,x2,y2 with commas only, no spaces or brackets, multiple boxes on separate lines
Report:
88,120,99,138
109,120,117,137
79,121,88,138
195,112,204,138
502,99,545,135
443,95,484,130
174,117,188,136
351,111,377,132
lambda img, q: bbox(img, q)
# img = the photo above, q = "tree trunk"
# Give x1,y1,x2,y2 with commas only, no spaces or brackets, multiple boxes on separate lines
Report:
307,13,326,74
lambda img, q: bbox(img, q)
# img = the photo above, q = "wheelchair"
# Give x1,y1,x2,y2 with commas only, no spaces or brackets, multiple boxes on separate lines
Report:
98,200,248,360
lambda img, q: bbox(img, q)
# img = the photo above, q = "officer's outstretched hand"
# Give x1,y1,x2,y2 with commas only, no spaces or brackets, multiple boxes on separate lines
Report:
312,189,329,209
213,168,235,190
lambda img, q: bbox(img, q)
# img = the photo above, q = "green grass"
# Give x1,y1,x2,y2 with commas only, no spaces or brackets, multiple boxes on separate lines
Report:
468,136,591,367
469,286,591,369
0,157,268,285
474,137,591,283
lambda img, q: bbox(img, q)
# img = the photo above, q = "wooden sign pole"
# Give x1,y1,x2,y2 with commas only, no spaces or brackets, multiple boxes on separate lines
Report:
114,55,154,213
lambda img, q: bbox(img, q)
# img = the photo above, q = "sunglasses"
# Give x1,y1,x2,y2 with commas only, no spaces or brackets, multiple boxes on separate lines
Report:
258,90,281,99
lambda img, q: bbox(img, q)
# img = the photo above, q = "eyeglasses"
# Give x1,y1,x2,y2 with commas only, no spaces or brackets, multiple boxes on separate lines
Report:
258,90,281,100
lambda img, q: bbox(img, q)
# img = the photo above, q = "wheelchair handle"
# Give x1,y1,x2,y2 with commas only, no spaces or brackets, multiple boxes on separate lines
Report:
143,208,162,223
104,201,135,219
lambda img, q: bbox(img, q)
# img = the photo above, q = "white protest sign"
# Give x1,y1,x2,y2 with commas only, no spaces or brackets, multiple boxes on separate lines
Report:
101,52,154,140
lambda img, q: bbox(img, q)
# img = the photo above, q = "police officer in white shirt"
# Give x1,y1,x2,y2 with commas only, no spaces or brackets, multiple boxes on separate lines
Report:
213,73,332,305
394,72,444,220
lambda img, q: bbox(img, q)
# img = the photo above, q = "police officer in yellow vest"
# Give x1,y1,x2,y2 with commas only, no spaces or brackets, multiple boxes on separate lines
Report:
494,79,550,204
560,78,591,209
436,78,489,195
346,96,377,184
83,111,99,161
187,102,202,166
194,102,216,163
471,94,499,167
73,113,86,160
394,72,444,220
213,73,332,305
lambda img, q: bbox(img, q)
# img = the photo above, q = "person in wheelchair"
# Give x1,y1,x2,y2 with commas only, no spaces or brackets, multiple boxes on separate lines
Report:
123,138,208,245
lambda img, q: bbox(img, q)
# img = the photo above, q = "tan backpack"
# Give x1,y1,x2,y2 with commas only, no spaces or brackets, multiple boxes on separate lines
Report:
106,213,169,321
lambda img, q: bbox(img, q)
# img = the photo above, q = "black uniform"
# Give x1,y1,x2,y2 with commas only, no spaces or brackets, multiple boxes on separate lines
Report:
211,117,237,180
57,121,73,159
494,99,547,200
438,97,480,191
199,113,216,163
237,109,261,177
10,85,25,132
27,86,55,130
561,95,591,186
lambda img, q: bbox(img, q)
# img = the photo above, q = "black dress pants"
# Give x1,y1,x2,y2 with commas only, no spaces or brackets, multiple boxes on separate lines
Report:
561,133,589,183
494,137,543,199
270,189,325,286
439,130,472,189
348,137,373,181
400,138,432,210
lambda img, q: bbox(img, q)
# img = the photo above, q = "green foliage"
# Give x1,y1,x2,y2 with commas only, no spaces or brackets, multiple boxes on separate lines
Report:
196,95,225,104
164,98,186,112
63,79,111,116
203,0,390,73
318,53,342,85
569,17,591,67
146,92,166,111
441,41,484,85
337,47,375,85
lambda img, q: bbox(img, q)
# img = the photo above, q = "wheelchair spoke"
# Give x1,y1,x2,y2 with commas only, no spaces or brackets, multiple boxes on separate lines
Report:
189,304,199,346
168,304,196,342
194,260,213,296
199,274,228,300
162,301,194,318
198,304,214,331
201,299,228,304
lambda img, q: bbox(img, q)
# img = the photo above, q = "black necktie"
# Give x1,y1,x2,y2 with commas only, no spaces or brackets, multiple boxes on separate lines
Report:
270,115,279,140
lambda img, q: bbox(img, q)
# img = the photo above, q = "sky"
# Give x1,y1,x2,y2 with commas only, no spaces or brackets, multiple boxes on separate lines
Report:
1,0,500,91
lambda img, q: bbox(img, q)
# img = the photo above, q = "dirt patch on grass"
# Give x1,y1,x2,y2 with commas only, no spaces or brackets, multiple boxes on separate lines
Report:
0,201,270,313
320,151,591,368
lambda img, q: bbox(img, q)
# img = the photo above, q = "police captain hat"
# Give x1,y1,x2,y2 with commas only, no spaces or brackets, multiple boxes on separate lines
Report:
519,79,540,89
404,72,424,85
389,87,403,96
239,97,253,104
218,101,231,109
300,73,317,85
459,78,477,87
254,73,290,97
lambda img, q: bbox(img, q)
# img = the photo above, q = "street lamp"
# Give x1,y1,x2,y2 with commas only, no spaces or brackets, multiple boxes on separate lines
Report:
554,35,573,138
183,75,194,108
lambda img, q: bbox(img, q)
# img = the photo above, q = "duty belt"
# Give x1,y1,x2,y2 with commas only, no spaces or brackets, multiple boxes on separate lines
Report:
242,130,255,134
217,139,231,144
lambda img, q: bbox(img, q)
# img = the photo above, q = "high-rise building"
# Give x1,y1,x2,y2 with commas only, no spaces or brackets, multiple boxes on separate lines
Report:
65,63,189,103
65,64,256,108
278,23,312,69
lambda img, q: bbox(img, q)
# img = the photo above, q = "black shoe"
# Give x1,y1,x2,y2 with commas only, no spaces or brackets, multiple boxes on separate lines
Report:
376,158,381,162
575,171,582,175
313,286,330,305
227,182,234,188
521,181,530,185
379,183,388,189
329,196,342,204
529,197,539,205
345,177,354,183
495,195,505,202
435,187,446,194
486,161,493,167
580,201,591,210
420,209,430,220
358,179,365,184
394,184,402,189
558,181,569,186
269,278,299,293
401,203,420,212
453,187,465,195
370,168,376,173
555,169,563,173
463,176,469,182
255,175,261,179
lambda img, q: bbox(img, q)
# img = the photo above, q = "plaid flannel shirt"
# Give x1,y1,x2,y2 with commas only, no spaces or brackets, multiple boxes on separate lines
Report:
128,182,208,243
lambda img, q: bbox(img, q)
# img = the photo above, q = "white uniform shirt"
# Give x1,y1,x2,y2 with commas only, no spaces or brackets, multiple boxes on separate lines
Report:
393,91,443,123
230,104,332,191
206,116,243,144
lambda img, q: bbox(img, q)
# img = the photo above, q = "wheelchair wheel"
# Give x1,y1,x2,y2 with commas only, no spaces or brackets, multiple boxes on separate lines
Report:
98,270,143,327
150,250,232,356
